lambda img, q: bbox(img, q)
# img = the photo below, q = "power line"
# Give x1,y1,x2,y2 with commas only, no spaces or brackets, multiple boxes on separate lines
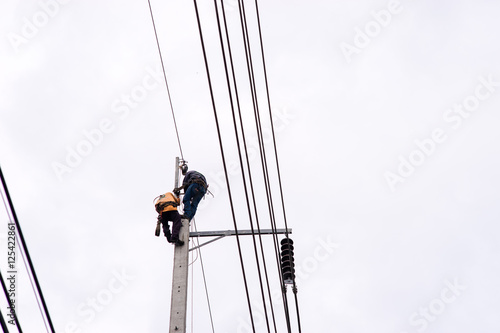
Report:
236,1,291,330
1,181,45,333
211,0,274,331
192,219,215,333
0,165,54,333
0,308,9,333
235,0,300,330
218,0,280,330
146,0,185,161
193,0,299,330
0,270,21,332
191,0,256,331
252,0,302,329
183,0,299,330
190,249,195,333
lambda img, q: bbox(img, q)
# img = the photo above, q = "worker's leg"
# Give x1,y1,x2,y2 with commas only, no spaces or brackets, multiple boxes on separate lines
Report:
182,184,196,220
160,212,172,242
170,211,183,241
187,185,206,219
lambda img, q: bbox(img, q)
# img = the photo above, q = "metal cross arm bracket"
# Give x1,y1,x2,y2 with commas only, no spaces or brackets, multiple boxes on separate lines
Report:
188,228,292,252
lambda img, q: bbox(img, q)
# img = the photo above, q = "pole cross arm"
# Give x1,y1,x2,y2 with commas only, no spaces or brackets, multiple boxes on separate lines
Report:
190,228,292,237
189,228,292,252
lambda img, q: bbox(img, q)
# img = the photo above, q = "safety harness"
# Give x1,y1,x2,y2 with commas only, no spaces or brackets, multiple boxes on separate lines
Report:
154,192,180,214
154,194,180,237
155,200,178,213
186,178,208,190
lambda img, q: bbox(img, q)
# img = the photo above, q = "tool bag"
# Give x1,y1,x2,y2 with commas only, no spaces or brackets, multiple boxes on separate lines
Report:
155,217,161,237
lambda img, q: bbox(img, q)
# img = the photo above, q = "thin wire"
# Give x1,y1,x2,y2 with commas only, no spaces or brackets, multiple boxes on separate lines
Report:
190,238,195,333
0,166,54,332
218,0,279,330
2,188,46,333
0,307,10,333
0,270,20,331
17,236,46,331
228,8,281,331
252,0,302,330
193,218,215,333
189,250,199,266
146,0,185,161
188,222,200,267
212,0,272,331
0,192,24,332
236,0,293,330
192,0,256,331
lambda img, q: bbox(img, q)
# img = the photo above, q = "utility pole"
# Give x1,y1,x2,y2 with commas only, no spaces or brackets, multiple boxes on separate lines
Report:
168,158,292,332
169,216,190,332
169,157,189,333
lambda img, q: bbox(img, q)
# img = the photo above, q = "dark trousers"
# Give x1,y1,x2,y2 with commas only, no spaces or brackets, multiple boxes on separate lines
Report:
183,183,206,220
161,210,182,240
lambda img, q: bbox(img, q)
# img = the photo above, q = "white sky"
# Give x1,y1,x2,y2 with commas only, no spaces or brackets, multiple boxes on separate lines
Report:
1,0,500,332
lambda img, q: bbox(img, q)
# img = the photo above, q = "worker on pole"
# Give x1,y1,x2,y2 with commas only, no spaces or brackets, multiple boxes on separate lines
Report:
176,165,208,221
154,190,184,246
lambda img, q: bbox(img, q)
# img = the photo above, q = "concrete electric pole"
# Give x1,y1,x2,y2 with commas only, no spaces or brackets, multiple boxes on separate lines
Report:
169,157,189,332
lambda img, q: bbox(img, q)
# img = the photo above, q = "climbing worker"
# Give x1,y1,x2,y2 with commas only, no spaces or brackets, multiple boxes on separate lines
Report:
154,191,184,246
176,168,208,221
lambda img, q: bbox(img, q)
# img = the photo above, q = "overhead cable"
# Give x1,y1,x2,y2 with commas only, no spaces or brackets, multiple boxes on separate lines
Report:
191,0,256,330
212,0,274,331
146,0,185,161
218,0,280,331
192,219,215,333
252,0,302,329
0,165,54,332
0,308,9,333
236,0,297,330
0,270,20,331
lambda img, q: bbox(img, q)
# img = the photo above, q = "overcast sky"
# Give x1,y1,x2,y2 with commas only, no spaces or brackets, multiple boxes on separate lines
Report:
1,0,500,332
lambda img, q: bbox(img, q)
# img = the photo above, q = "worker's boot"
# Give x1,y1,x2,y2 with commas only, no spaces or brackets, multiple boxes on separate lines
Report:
171,235,184,246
